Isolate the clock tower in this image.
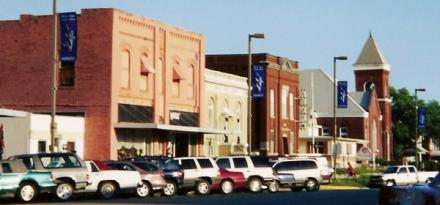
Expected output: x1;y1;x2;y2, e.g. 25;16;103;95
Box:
353;34;393;160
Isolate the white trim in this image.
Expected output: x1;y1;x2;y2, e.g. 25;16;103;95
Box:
353;64;390;71
377;98;392;103
0;108;28;117
114;122;240;135
317;112;368;118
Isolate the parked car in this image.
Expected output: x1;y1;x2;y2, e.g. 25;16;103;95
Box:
175;157;221;195
272;159;326;192
127;156;183;196
104;160;167;196
9;152;89;201
272;172;295;192
211;168;246;194
83;161;146;199
215;156;275;192
275;156;333;184
0;160;56;202
378;172;440;205
370;165;438;187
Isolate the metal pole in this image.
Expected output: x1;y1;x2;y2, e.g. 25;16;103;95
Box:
247;35;252;155
415;90;418;168
333;58;337;179
50;0;58;152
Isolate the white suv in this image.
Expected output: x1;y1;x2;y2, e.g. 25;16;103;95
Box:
215;156;275;192
174;157;221;195
272;159;326;192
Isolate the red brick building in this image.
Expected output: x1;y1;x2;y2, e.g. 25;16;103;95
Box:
206;54;300;156
0;8;207;160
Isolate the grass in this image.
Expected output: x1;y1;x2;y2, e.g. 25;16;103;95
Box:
330;166;384;187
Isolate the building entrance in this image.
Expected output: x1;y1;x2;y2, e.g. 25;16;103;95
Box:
175;134;189;157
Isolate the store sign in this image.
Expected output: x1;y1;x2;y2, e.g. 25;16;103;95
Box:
59;12;78;62
169;110;198;127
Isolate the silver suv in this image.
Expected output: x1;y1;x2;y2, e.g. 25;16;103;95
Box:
272;159;324;192
9;152;89;200
174;157;221;195
215;156;275;192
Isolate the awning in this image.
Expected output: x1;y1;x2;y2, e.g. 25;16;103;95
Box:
114;122;240;135
140;56;155;75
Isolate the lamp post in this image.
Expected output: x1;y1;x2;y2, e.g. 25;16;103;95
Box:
333;56;347;178
415;88;426;168
248;33;265;155
50;0;58;152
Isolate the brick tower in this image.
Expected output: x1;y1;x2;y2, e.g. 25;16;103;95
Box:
353;34;393;160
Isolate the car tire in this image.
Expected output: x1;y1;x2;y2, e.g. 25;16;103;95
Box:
17;182;38;202
99;182;117;199
385;180;395;187
163;180;177;196
56;182;74;201
304;179;319;192
248;178;262;193
268;181;280;193
221;180;234;194
196;179;211;195
136;182;151;198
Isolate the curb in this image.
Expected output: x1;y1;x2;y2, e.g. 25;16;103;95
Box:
320;185;369;190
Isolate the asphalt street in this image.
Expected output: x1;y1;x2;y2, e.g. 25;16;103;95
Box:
3;189;379;205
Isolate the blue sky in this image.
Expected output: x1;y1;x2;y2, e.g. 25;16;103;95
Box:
1;0;439;101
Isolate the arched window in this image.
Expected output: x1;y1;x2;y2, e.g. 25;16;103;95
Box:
121;50;130;88
236;102;242;132
139;53;150;91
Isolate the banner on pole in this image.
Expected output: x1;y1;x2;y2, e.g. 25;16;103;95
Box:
59;12;77;62
337;81;348;108
418;107;427;128
252;63;266;98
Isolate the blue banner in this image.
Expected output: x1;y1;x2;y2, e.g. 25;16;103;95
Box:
418;107;427;128
59;12;77;62
251;63;266;98
337;81;348;108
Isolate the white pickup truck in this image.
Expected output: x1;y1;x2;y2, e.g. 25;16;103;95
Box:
376;165;438;187
83;161;146;199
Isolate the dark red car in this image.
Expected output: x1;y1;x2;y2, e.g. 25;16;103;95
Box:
211;168;246;194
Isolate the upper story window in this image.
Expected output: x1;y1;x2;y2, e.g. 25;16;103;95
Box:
236;102;242;132
186;65;194;98
289;93;294;120
323;127;330;136
59;62;75;87
121;50;130;89
340;127;348;138
172;61;185;97
270;89;275;118
140;54;155;92
281;86;289;120
208;97;215;128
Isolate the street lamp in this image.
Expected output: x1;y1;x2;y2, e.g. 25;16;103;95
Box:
50;0;58;152
248;33;265;155
333;56;348;178
415;88;426;168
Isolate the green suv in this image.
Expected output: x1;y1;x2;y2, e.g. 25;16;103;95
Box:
0;160;56;202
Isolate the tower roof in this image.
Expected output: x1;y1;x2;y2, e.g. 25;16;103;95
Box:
354;34;388;65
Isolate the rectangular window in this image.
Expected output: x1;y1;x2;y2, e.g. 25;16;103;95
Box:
1;163;12;173
289;93;294;120
270;129;275;153
340;127;348;137
121;50;130;89
316;142;325;154
59;62;75;87
290;131;294;154
323;127;330;136
281;86;289;119
216;158;231;169
197;159;214;168
180;159;197;170
232;158;248;168
38;141;46;153
270;89;275;118
139;75;148;91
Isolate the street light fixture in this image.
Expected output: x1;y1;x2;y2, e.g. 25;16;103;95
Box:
333;56;348;178
248;33;265;155
415;88;426;168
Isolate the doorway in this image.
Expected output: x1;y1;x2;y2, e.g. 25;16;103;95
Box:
175;134;189;157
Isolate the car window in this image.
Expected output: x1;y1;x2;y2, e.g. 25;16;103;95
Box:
197;159;214;168
17;157;34;170
216;158;231;169
398;167;408;174
39;155;82;168
163;159;180;170
384;166;399;173
90;162;99;172
1;163;12;173
408;167;416;173
274;162;287;172
251;157;271;168
181;159;197;170
301;161;318;169
133;162;159;172
286;161;301;170
233;158;248;168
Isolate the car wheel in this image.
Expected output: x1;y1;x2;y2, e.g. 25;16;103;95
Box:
99;182;116;199
248;178;262;193
163;180;177;196
56;182;74;201
304;179;319;192
221;180;234;194
136;182;151;198
196;180;211;195
385;180;395;187
268;181;280;193
17;182;38;202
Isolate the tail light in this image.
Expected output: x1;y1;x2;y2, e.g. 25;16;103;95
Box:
177;171;183;177
217;170;221;178
160;171;165;178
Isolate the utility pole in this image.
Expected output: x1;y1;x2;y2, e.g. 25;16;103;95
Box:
50;0;58;152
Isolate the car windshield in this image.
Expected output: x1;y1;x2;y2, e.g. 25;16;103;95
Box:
162;159;180;170
430;172;440;187
383;166;399;174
